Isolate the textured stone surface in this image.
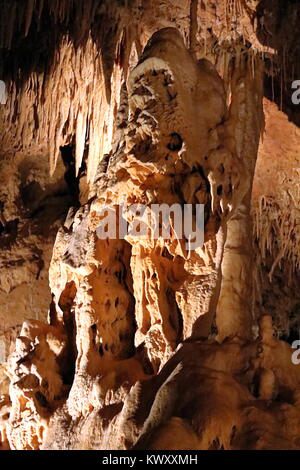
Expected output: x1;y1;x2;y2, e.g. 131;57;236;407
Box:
0;0;300;451
0;149;71;362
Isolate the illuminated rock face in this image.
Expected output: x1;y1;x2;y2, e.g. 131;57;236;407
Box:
1;0;300;451
1;28;266;450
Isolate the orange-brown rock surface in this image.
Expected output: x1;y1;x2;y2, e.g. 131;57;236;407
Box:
0;0;300;451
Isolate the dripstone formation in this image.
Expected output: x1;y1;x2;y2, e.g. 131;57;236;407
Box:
1;0;300;450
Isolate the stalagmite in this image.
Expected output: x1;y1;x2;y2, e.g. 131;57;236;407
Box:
216;53;264;341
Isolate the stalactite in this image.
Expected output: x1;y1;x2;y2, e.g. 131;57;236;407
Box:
189;0;199;59
24;0;35;38
0;0;294;182
253;195;300;279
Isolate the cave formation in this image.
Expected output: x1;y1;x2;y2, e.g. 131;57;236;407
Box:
0;0;300;451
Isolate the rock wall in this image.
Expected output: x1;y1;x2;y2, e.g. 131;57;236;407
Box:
0;0;300;451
